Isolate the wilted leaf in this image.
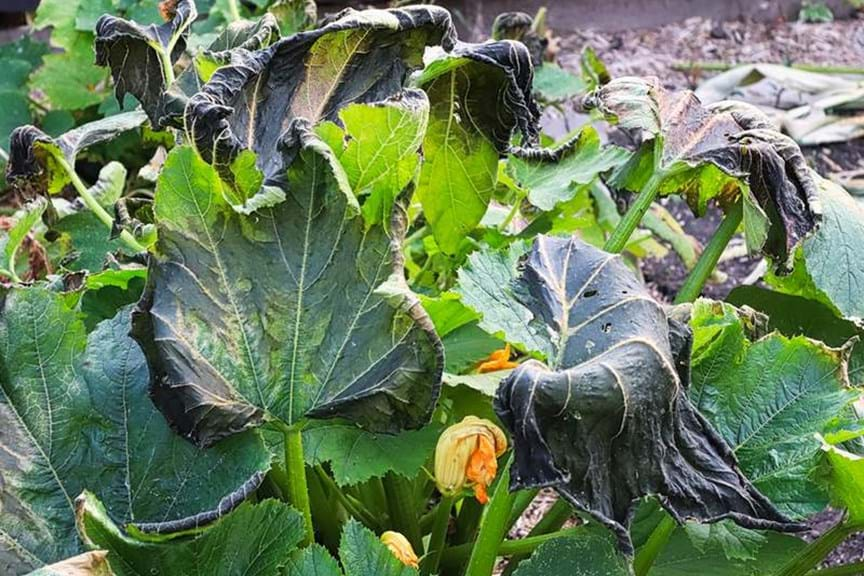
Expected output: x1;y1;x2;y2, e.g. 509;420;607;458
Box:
686;299;857;518
474;235;798;553
0;288;269;574
194;13;281;83
413;42;539;254
817;436;864;523
0;199;47;278
76;496;302;576
6;112;147;198
508;126;629;211
303;422;440;486
132;130;443;447
511;530;630;576
186;5;455;180
585;78;820;264
96;0;198;127
25;551;112;576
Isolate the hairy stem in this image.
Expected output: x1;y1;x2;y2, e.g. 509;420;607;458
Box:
603;171;666;254
54;154;146;253
442;527;583;570
421;494;455;576
805;561;864;576
466;455;517;576
284;426;314;546
503;498;573;575
633;514;677;576
383;472;423;553
774;521;862;576
674;199;743;304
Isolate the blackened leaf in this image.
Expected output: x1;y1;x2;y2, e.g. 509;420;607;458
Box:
413;41;540;254
132;129;443;447
508;126;629;211
317;90;429;228
0;288;269;574
95;0;198;127
194;13;282;83
303;421;440;486
585;78;820;264
686;299;857;518
76;496;303;576
185;5;455;179
6;112;147;198
481;235;798;553
24;551;111;576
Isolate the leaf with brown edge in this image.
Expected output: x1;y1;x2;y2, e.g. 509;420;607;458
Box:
584;77;820;266
469;235;804;554
25;551;112;576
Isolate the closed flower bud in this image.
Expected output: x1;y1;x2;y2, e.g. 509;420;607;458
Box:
434;416;508;504
380;530;419;568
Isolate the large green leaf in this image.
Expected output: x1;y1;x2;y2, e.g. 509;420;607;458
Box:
413;42;539;254
508;126;629;211
318;91;429;227
511;530;630;576
77;495;302;576
686;299;857;518
766;176;864;324
464;235;797;554
186;5;455;180
95;0;198;127
585;79;820;264
0;288;269;575
303;422;439;486
132;131;443;447
817;437;864;523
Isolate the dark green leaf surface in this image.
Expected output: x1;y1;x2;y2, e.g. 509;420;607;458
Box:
687;299;856;518
0;288;269;574
511;531;630;576
77;495;302;576
413;42;539;254
133;133;442;447
480;235;798;553
303;422;439;486
195;13;281;83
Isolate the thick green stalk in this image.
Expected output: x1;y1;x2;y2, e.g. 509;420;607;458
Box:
306;468;343;554
498;197;523;231
673;200;743;304
603;171;666;254
455;497;485;544
503;498;573;575
504;489;538;535
383;472;422;553
284;426;314;546
54;154;146;254
465;456;517;576
314;466;379;530
421;495;455;576
633;515;677;576
225;0;242;22
774;521;862;576
805;561;864;576
441;527;583;570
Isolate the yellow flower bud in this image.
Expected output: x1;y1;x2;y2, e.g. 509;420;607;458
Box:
380;530;419;568
476;344;519;373
434;416;508;504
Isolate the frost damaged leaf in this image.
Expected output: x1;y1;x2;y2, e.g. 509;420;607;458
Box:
185;5;455;180
75;495;304;576
194;14;282;84
5;112;147;198
585;78;820;264
25;551;112;576
0;288;268;574
95;0;198;127
413;41;540;254
132;125;443;447
487;235;800;553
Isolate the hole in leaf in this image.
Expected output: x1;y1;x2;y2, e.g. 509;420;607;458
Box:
584;289;598;298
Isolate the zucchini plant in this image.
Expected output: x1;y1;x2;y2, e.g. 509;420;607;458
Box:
2;2;864;576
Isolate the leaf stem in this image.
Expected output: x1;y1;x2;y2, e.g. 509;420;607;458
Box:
441;527;583;570
421;494;455;576
633;514;677;576
774;521;863;576
383;472;423;553
504;489;538;534
284;425;314;546
503;498;573;575
313;465;380;530
805;560;864;576
603;170;666;254
225;0;242;22
465;455;517;576
673;199;743;304
498;198;523;231
53;154;147;254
